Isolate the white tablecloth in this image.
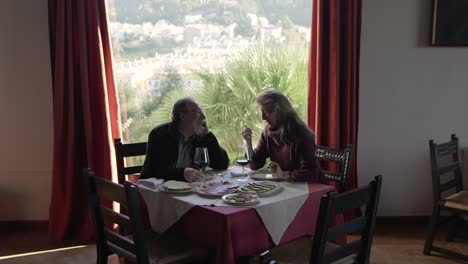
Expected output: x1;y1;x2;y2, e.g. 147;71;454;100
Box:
137;169;310;244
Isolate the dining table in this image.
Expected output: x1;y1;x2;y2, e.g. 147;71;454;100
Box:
137;168;344;264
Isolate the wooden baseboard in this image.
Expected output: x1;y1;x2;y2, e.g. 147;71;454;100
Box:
0;220;48;232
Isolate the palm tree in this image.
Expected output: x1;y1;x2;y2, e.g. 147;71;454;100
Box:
195;43;309;154
153;43;309;159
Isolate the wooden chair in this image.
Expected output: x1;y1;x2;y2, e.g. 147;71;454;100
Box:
261;175;382;264
316;145;354;192
114;138;147;184
85;168;210;264
259;250;278;264
423;134;468;261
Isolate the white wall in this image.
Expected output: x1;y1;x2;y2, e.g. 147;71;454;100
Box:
359;0;468;216
0;0;53;220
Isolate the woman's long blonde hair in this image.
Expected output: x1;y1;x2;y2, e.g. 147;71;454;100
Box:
256;89;314;145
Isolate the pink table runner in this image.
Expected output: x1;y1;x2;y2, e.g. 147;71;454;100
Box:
174;183;343;264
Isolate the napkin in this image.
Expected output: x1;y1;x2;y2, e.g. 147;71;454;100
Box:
136;178;164;190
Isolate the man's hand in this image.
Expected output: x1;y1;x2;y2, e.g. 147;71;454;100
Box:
184;168;204;182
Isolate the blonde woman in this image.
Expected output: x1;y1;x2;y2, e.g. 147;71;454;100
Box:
242;89;325;183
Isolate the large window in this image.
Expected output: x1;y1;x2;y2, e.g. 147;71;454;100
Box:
106;0;312;159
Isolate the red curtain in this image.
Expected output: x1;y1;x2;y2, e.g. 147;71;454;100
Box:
308;0;361;193
48;0;121;240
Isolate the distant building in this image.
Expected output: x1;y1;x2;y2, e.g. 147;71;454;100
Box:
184;24;223;44
111;16;307;96
247;14;259;27
185;15;202;24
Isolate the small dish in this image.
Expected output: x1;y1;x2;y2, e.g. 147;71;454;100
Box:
159;185;194;194
222;192;259;206
249;170;285;181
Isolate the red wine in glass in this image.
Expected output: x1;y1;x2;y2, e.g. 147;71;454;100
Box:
236;159;249;176
194;161;209;170
194;147;210;172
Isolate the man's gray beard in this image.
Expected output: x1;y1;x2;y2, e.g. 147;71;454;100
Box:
193;122;207;136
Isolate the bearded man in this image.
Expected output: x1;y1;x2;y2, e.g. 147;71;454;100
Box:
140;97;229;182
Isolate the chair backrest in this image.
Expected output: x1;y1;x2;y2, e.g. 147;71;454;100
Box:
310;175;382;264
114;138;147;184
259;250;279;264
429;134;464;202
316;145;354;191
85;168;149;264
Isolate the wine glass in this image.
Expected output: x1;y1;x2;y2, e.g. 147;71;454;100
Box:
194;147;210;176
236;145;249;177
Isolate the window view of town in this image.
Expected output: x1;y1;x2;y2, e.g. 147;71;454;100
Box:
106;0;312;160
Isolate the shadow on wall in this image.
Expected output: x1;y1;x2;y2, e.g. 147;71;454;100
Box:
0;187;22;221
417;0;433;47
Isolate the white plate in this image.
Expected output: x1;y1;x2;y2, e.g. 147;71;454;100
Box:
249;170;285;181
238;181;282;197
196;180;239;197
159;185;194;194
222;193;259;206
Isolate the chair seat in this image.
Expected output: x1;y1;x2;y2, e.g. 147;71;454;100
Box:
144;231;210;264
444;190;468;211
265;237;355;264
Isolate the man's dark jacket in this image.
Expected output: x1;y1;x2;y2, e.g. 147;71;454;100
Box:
140;122;229;181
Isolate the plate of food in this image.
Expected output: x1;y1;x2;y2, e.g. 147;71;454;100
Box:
159;180;194;194
196;180;239;197
238;181;282;196
249;169;285;181
222;192;259;206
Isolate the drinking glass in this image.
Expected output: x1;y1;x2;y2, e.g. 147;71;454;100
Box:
236;145;249;177
194;147;210;173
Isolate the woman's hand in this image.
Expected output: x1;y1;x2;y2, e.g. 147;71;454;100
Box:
241;127;253;146
241;127;255;160
268;161;293;180
268;161;285;177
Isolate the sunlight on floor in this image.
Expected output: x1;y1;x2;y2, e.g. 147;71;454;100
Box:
0;245;89;260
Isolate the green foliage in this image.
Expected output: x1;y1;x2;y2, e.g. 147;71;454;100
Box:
254;0;312;26
117;66;184;143
117;82;140;122
111;0;311;27
152;88;194;125
193;43;308;155
118;44;308;161
141;66;183;116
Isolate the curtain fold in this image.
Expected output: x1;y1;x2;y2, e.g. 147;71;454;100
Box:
48;0;121;241
308;0;361;193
